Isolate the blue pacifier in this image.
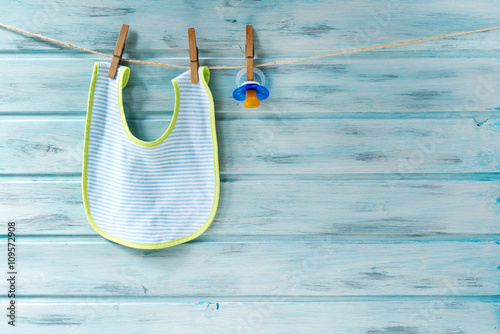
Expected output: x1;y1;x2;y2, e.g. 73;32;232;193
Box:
232;68;269;108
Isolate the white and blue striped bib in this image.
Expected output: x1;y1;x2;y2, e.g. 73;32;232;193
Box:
83;62;219;249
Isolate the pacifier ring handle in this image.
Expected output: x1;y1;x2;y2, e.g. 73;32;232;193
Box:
236;67;266;87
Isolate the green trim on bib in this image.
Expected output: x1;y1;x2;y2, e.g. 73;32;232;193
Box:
82;63;220;249
116;67;181;148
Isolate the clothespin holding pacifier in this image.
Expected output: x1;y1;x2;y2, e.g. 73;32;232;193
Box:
232;25;269;108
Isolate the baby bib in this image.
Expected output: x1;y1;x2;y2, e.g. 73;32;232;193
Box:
82;62;219;249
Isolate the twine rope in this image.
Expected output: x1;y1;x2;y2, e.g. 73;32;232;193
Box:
1;22;499;70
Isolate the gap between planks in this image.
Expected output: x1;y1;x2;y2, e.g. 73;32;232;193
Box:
3;234;499;243
1;172;500;183
0;111;497;120
1;295;499;303
0;50;499;60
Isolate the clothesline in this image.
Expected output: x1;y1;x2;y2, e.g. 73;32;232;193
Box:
1;22;499;70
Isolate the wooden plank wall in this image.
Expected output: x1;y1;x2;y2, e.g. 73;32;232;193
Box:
0;0;499;332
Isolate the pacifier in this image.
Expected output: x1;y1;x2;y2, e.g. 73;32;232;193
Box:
232;67;270;108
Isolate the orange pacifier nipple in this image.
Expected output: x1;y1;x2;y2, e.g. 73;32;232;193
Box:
243;90;260;108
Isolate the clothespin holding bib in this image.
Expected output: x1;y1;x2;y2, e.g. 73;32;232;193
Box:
108;24;129;79
232;25;269;108
188;28;199;83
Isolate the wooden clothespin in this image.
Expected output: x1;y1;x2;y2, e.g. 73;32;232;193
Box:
188;28;199;83
246;25;254;81
108;24;129;79
232;25;269;108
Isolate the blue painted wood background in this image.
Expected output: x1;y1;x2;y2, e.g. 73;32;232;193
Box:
1;0;500;333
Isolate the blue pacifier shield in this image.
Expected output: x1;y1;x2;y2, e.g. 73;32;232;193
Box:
233;84;270;101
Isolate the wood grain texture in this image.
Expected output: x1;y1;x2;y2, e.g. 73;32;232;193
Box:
0;238;498;297
0;117;499;174
1;0;500;52
0;0;499;331
0;56;499;113
0;299;498;334
2;179;500;236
